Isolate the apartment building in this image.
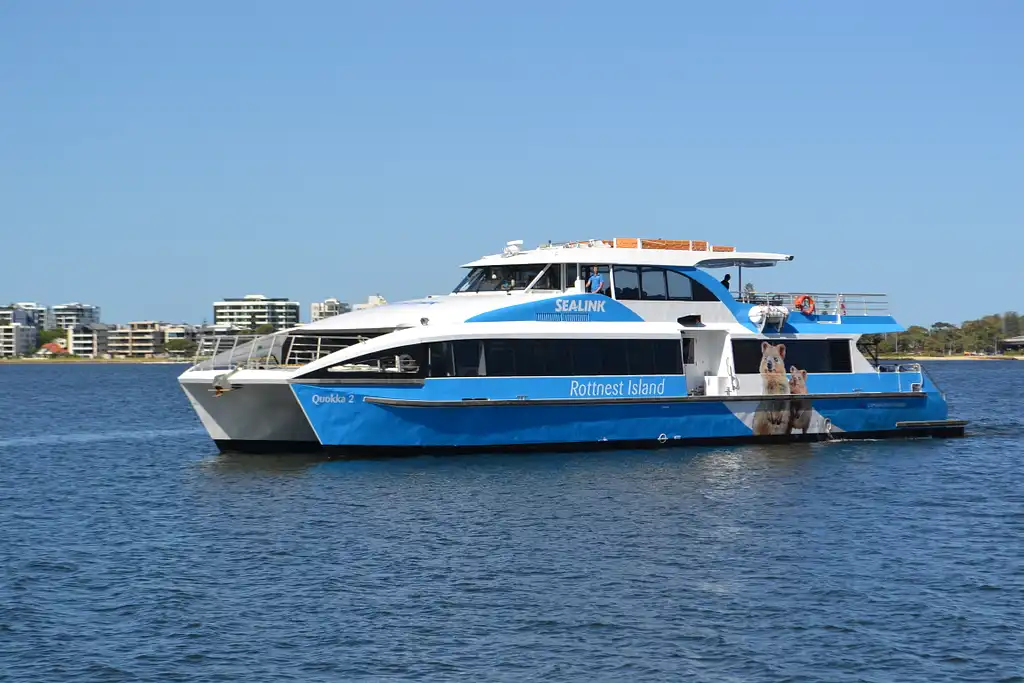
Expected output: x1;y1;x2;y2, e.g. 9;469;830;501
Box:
213;294;300;331
13;302;48;329
163;324;197;343
310;297;351;322
108;321;165;358
0;323;37;357
67;323;112;358
51;303;101;330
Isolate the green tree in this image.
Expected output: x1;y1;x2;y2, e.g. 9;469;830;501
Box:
254;324;276;335
165;339;198;355
38;329;66;346
1004;311;1021;338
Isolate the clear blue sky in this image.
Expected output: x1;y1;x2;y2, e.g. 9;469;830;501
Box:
2;1;1020;326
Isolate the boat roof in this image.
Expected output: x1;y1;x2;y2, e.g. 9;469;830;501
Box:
462;238;793;270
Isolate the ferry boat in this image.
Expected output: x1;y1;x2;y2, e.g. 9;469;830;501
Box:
178;237;966;453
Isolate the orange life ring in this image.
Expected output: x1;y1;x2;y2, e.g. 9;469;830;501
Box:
794;294;816;314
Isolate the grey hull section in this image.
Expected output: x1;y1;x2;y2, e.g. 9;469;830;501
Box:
180;381;318;444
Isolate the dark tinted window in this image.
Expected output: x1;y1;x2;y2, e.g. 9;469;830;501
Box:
731;339;853;374
427;342;454;377
454;266;550;292
666;270;694;300
681;337;695;365
640;267;668;300
327;338;686;379
531;265;559;290
452;340;481;376
483;339;517;376
665;269;718;301
474;338;682;377
611;266;718;302
613;266;640;300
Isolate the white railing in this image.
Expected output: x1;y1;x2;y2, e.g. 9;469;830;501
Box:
188;332;373;372
737;291;889;316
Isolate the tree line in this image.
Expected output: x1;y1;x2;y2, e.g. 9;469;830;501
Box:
865;311;1022;356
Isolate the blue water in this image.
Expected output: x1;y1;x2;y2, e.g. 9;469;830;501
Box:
1;361;1022;681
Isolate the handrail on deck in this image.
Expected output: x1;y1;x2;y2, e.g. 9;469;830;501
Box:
188;332;372;372
736;291;889;316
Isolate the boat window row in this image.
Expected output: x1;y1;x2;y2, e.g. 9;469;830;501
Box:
317;338;691;379
452;264;718;302
731;339;853;374
602;265;717;302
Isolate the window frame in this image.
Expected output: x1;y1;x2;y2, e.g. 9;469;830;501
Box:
730;338;854;374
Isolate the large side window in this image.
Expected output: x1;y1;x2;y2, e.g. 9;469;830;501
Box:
666;270;694;300
483;339;518;376
475;338;682;377
731;339;853;374
427;342;454;377
613;266;640;300
665;270;718;302
640;267;668;300
452;340;482;377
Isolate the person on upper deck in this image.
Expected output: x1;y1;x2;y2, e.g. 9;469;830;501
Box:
587;267;608;295
720;273;731;291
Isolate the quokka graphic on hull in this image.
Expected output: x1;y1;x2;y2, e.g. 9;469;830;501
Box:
750;342;825;437
788;366;812;435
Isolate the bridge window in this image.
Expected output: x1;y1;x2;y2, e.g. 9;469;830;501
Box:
529;265;559;290
731;339;853;374
453;265;552;293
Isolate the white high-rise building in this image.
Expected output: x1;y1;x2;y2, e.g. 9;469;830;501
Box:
51;303;101;330
310;298;351;322
213;295;300;331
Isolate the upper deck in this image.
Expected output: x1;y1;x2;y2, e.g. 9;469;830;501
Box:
462;237;793;270
184;237;897;373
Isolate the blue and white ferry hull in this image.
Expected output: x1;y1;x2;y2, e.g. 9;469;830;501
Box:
180;237;967;454
290;373;961;453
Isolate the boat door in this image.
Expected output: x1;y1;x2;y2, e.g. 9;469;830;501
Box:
681;334;699;394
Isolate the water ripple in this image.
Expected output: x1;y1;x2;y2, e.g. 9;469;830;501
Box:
0;362;1022;681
